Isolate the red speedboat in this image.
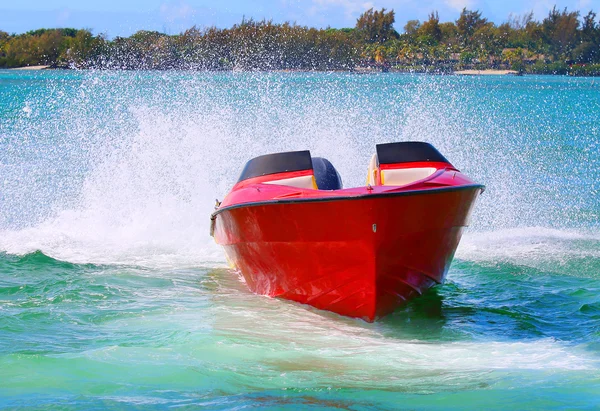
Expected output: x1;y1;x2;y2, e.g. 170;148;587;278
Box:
210;142;483;321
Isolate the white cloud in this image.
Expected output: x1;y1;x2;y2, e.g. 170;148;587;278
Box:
526;0;557;20
577;0;592;10
56;8;72;25
310;0;375;19
444;0;477;12
160;1;195;23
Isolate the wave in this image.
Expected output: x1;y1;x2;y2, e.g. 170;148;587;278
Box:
0;222;225;269
2;222;597;272
457;227;600;278
208;285;598;373
1;72;599;267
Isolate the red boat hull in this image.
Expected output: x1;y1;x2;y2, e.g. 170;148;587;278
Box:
213;186;482;321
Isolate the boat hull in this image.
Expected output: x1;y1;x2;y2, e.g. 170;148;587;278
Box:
213;186;482;321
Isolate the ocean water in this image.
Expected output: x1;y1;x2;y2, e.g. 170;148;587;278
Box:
1;69;599;409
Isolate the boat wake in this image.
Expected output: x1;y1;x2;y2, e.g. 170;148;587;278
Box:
1;72;598;272
1;212;597;273
457;227;600;278
208;271;599;376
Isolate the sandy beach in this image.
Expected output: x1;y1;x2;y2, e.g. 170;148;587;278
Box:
454;69;519;75
9;65;50;70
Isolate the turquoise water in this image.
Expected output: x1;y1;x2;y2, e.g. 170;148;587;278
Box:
1;70;599;409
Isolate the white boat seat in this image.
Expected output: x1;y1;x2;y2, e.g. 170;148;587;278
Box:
366;153;437;186
381;167;437;186
263;175;317;189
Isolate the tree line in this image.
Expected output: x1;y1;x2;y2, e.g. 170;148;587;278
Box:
1;6;599;75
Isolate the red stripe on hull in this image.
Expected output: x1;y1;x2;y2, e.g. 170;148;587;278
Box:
214;187;481;321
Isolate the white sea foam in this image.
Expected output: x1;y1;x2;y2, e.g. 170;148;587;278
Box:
1;106;231;268
1;72;598;269
206;297;597;373
457;227;600;277
1;74;368;267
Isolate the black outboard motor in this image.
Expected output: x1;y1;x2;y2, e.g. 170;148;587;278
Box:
312;157;343;190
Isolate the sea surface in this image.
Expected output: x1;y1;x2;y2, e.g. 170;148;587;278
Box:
1;70;599;410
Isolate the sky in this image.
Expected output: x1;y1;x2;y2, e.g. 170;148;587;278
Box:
1;0;598;37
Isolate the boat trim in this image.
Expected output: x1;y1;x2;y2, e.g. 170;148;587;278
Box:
211;184;485;219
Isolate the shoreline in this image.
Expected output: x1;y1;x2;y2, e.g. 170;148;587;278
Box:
2;66;599;77
454;69;519;76
9;65;50;70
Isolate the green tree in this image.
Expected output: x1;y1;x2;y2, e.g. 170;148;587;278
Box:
503;48;527;72
404;20;420;36
0;31;9;66
418;12;442;44
439;22;458;43
581;10;598;42
576;10;599;63
355;8;399;43
456;8;488;41
3;7;600;74
542;7;579;60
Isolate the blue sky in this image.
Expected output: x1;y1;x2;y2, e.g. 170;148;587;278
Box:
1;0;598;37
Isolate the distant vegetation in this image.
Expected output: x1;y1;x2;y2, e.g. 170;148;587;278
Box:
1;6;600;75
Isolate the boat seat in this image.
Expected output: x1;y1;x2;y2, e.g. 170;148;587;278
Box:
366;153;436;186
381;167;437;186
263;174;317;189
313;157;343;190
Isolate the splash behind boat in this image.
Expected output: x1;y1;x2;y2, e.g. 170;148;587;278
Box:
210;142;484;321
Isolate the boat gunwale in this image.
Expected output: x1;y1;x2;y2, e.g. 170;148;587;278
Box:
211;183;485;219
